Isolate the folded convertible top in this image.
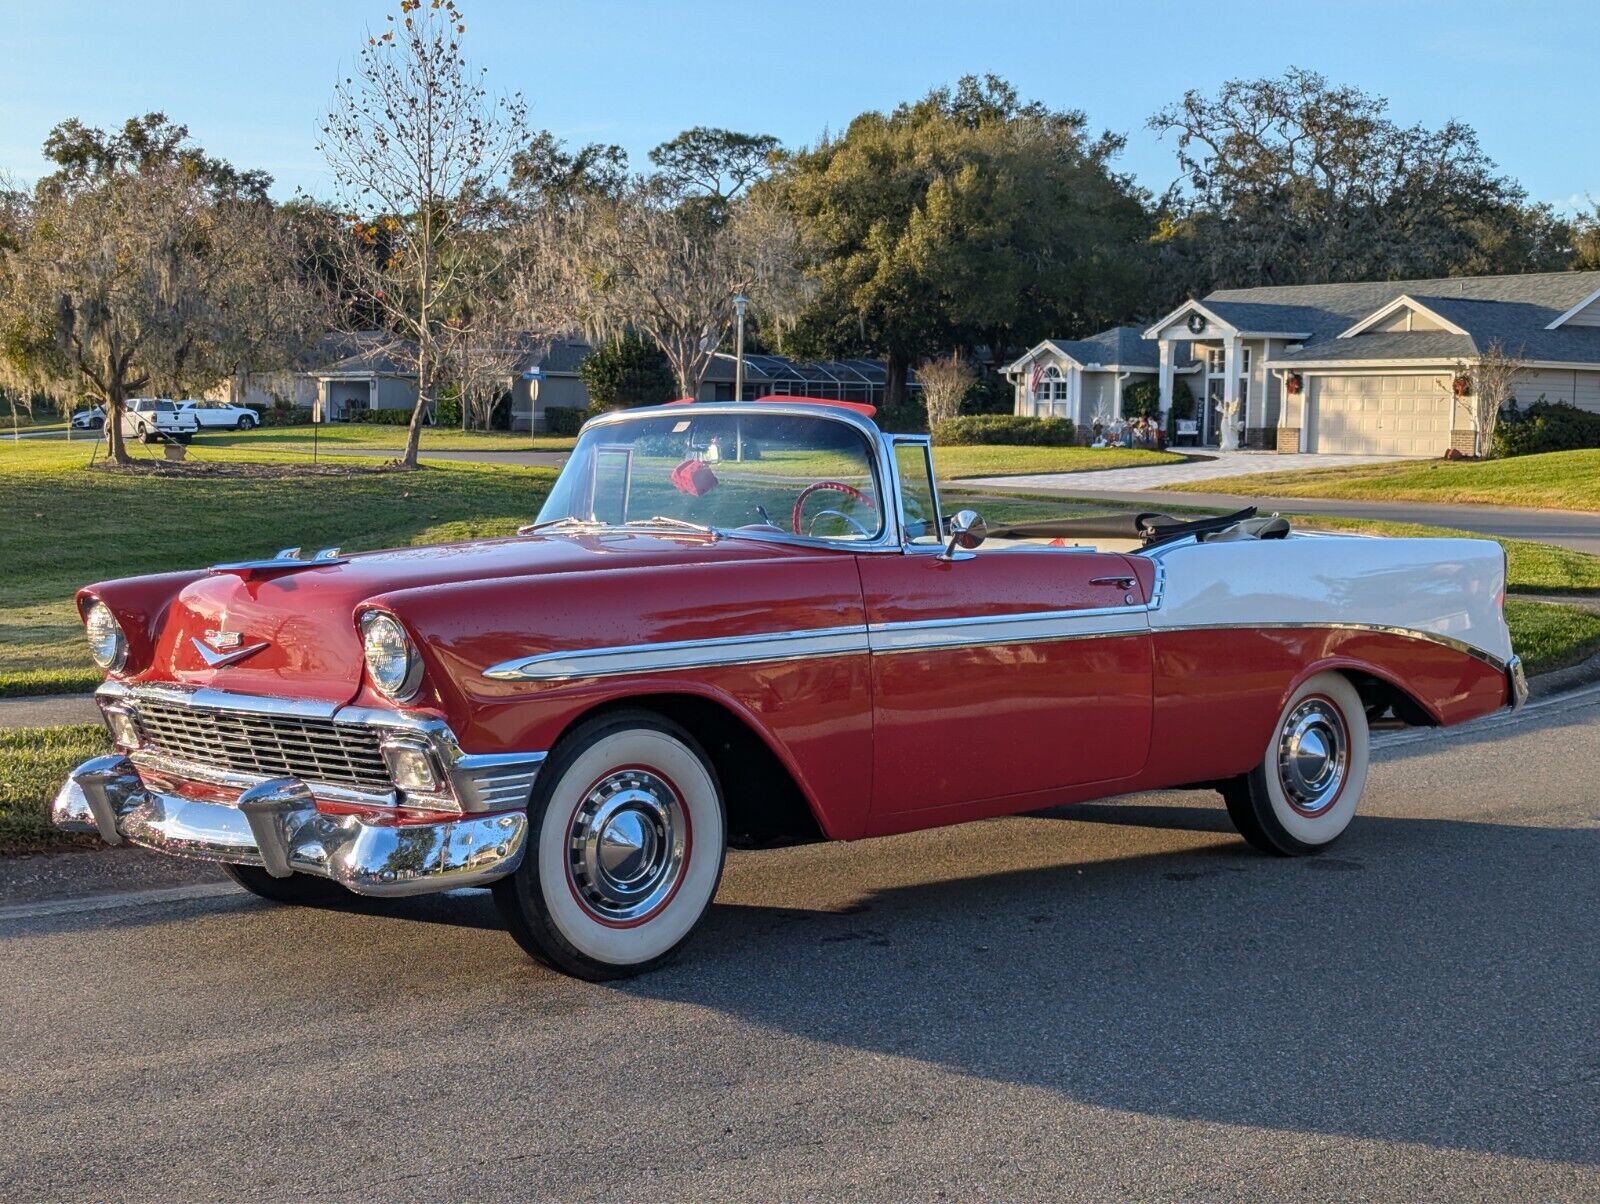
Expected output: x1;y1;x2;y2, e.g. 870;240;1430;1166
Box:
983;507;1265;548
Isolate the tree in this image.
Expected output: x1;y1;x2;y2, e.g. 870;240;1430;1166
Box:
778;75;1152;410
1454;339;1525;458
917;353;975;426
318;0;526;468
528;180;793;399
649;127;780;220
1151;69;1570;293
0;117;298;463
509;130;628;211
578;331;676;409
1572;203;1600;271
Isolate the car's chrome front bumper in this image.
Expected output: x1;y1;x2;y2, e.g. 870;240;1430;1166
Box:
52;755;529;896
1506;654;1528;712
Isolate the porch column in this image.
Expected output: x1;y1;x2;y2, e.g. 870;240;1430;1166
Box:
1221;337;1242;449
1113;373;1127;420
1157;340;1175;419
1068;366;1083;426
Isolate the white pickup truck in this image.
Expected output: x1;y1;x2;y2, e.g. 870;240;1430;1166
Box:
121;399;200;444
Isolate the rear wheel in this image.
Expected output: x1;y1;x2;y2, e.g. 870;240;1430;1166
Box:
1221;672;1369;856
221;863;352;904
136;424;151;443
493;710;727;980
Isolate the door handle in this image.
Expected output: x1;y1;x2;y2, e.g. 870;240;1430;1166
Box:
1090;575;1136;589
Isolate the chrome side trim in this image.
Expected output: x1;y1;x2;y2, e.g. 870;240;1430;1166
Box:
485;625;873;682
1151;620;1513;673
868;608;1150;654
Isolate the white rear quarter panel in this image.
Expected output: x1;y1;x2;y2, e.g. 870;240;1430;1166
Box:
1148;533;1512;663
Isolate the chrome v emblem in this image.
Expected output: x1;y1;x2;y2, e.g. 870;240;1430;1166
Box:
191;635;269;668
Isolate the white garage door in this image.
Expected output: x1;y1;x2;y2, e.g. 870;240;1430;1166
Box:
1309;375;1453;456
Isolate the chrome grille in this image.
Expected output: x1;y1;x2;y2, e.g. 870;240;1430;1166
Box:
130;698;392;791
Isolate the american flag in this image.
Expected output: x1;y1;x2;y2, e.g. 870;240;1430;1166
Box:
1029;359;1045;397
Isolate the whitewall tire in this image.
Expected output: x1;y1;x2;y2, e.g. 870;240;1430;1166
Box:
493;711;726;980
1223;672;1369;856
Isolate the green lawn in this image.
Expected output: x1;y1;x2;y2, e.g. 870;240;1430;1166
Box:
0;441;558;696
202;425;577;453
936;444;1179;479
1164;448;1600;512
0;724;110;854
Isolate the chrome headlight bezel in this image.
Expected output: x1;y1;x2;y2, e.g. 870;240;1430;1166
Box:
359;611;423;702
84;599;129;673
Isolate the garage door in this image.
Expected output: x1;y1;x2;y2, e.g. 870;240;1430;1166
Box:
1309;375;1453;456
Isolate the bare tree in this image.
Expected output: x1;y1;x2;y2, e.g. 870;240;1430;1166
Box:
919;353;975;429
318;0;525;467
1452;339;1525;458
529;183;800;400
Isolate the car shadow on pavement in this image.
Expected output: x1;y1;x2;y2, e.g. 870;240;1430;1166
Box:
630;810;1600;1168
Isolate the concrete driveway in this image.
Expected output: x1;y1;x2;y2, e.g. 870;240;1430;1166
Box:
963;449;1415;494
3;687;1598;1199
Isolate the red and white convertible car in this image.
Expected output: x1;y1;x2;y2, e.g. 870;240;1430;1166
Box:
55;399;1524;979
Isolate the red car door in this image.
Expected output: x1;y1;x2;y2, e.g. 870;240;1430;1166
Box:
858;546;1155;819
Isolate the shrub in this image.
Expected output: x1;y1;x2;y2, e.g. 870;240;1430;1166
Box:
544;406;588;436
435;394;462;429
352;408;413;426
918;354;976;427
258;406;312;427
932;414;1075;446
962;374;1013;415
1123;378;1161;419
578;332;676;409
1494;397;1600;457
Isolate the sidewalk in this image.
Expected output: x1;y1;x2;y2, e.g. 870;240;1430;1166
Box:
961;449;1414;494
0;693;99;728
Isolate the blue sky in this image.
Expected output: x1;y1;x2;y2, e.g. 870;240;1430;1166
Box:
3;0;1596;214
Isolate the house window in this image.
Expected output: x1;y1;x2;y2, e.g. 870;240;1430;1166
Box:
1034;365;1070;418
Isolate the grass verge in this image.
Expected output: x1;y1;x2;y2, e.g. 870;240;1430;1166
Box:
939;444;1179;479
0;724;110;854
0;441;558;696
1163;448;1600;512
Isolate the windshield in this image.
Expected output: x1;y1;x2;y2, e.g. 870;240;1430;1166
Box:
535;410;885;542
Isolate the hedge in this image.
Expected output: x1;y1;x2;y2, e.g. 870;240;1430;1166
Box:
257;406;313;427
931;415;1075;446
352;408;413;426
544;406;588;436
1494;398;1600;457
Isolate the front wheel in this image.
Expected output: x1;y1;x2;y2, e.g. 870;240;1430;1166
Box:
237;415;256;430
493;710;727;980
1221;671;1369;856
221;862;352;904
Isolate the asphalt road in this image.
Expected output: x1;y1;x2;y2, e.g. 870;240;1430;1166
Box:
3;688;1599;1200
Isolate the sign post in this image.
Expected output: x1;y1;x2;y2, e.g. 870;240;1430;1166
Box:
522;367;544;448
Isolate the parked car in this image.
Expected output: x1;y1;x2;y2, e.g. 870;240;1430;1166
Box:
121;399;199;444
55;398;1523;980
70;405;106;430
177;399;259;430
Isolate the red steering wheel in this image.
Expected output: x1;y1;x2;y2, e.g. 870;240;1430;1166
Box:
791;481;876;536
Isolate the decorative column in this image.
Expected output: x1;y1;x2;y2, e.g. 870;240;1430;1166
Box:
1220;337;1242;450
1158;340;1175;419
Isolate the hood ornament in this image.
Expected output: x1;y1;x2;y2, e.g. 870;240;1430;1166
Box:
192;629;269;668
209;546;347;577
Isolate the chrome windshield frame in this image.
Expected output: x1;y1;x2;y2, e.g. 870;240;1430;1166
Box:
572;402;906;552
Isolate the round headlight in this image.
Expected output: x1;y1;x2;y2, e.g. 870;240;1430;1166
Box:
84;600;128;672
361;612;422;701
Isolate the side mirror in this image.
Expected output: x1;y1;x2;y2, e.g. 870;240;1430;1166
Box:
941;509;987;560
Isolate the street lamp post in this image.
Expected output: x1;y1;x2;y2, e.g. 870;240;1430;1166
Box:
732;294;749;401
732;294;749;461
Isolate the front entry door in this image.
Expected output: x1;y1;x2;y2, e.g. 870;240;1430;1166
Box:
858;548;1154;818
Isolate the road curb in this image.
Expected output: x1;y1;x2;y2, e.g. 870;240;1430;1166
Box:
1527;648;1600;699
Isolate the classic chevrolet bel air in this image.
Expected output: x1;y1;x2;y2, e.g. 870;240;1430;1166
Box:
55;399;1525;979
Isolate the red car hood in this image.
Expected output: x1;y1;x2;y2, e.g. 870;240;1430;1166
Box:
142;532;804;704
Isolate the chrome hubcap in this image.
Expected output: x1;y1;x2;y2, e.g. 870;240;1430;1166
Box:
1276;699;1348;816
568;769;686;922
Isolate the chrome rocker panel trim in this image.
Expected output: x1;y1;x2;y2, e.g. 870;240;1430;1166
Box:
52;755;530;897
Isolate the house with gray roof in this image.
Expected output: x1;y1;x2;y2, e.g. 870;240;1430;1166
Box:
1141;270;1600;455
1002;326;1200;428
